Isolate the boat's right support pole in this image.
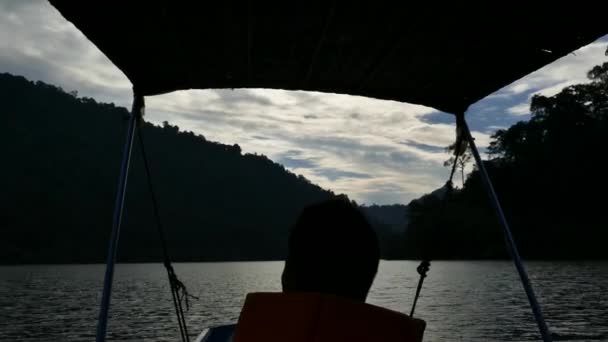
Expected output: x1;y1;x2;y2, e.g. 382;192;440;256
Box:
458;113;552;342
95;91;144;342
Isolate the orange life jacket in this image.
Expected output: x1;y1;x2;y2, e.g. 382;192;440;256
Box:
233;292;426;342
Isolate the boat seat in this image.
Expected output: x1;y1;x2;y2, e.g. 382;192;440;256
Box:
233;292;426;342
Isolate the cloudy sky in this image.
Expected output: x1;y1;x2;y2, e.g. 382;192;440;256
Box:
2;1;607;205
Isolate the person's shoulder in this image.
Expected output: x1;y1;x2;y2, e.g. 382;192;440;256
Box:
196;324;236;342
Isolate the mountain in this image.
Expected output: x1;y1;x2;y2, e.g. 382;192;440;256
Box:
0;73;410;263
361;204;409;233
1;73;341;263
359;205;409;259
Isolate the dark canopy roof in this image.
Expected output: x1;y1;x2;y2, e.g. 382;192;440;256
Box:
49;1;606;114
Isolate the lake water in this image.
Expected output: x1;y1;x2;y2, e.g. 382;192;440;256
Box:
1;261;607;341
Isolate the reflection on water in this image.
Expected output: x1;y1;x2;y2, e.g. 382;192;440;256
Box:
1;261;607;341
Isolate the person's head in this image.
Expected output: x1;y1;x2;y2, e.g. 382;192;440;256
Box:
281;198;380;302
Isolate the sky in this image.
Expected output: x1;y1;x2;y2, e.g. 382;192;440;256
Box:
2;1;607;205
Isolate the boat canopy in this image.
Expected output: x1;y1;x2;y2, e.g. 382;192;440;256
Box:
48;1;606;114
45;3;607;342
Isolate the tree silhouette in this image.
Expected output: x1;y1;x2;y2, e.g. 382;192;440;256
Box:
402;54;608;260
444;142;473;186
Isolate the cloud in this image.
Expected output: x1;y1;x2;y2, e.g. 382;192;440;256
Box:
211;89;274;108
501;41;608;97
312;168;372;182
536;81;580;98
0;0;131;107
2;1;605;204
506;103;530;116
486;125;507;132
276;150;319;169
251;135;272;141
467;36;608;133
400;140;446;153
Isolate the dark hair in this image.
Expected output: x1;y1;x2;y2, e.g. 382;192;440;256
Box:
281;198;380;302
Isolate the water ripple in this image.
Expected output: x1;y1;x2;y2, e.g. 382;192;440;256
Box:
1;261;607;341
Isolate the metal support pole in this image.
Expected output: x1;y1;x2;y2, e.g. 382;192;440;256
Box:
459;115;552;342
96;92;144;342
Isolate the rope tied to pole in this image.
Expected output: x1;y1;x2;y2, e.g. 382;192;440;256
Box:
408;125;460;316
407;129;460;319
410;260;431;317
137;122;198;342
166;262;199;310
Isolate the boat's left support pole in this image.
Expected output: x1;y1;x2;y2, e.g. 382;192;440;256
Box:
458;113;552;342
95;91;144;342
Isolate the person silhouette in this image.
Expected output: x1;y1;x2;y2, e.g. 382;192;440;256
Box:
281;198;380;302
200;198;382;342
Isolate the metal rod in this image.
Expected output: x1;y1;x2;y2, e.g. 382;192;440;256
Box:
460;116;552;342
95;92;144;342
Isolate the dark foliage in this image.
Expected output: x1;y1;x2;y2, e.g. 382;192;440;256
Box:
0;73;341;263
401;60;608;259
